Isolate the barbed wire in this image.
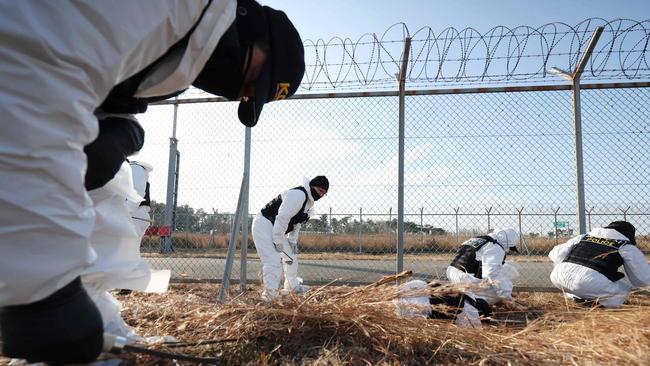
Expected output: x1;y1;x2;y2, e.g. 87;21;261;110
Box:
179;18;650;97
302;18;650;90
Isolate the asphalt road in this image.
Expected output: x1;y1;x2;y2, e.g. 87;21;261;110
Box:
147;257;556;288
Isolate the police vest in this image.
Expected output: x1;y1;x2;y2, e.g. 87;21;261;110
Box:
449;236;505;279
139;182;151;207
260;186;309;234
563;234;631;282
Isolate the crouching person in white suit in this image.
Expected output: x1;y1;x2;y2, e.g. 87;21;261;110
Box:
129;161;154;239
393;280;492;329
549;221;650;308
81;159;172;343
252;176;329;301
446;228;520;305
0;1;305;363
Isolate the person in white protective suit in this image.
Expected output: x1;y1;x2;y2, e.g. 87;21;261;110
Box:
82;160;172;343
549;221;650;308
0;1;305;364
128;161;155;240
446;228;520;305
252;176;329;301
393;279;493;329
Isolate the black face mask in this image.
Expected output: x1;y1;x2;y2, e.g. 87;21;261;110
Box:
310;187;323;201
192;23;248;100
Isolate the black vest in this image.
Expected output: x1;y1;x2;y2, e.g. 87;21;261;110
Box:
449;236;505;279
428;293;492;320
139;182;151;207
563;234;631;282
260;186;309;234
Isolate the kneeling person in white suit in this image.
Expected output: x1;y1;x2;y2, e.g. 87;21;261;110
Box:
393;279;492;329
252;176;329;301
446;228;520;305
549;221;650;308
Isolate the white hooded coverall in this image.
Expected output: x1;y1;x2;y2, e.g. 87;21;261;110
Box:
0;1;236;306
82;161;170;342
549;227;650;308
252;177;315;299
393;279;484;329
446;228;520;305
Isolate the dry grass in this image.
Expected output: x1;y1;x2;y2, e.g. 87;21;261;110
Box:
141;233;572;254
7;274;640;365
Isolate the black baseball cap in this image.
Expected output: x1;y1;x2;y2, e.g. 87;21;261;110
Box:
309;175;329;191
236;1;305;127
604;221;636;244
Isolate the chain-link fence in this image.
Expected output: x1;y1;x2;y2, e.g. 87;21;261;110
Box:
133;19;650;290
134;83;649;290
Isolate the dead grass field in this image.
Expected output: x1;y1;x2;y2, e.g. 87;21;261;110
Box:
3;276;644;365
143;233;649;258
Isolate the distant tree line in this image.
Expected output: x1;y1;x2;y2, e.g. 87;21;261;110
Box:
150;201;447;235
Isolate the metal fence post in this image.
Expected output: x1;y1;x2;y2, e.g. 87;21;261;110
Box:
358;207;363;252
328;206;332;247
516;207;528;254
162;98;179;254
454;207;460;244
553;207;561;245
549;26;603;235
587;206;595;231
420;207;424;246
239;127;251;292
486;206;493;232
218;173;248;302
396;37;411;274
620;206;630;221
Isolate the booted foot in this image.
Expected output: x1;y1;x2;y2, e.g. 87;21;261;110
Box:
261;289;279;302
281;284;310;295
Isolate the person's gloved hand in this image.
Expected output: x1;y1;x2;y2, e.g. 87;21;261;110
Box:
273;242;294;265
0;277;104;365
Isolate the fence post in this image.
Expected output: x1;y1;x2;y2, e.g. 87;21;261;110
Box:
620;206;630;221
396;37;411;274
388;207;392;234
218;173;248;302
239;126;251;292
328;206;332;248
549;26;603;235
516;207;528;254
553;207;561;245
587;206;595;231
454;207;460;244
420;207;424;246
486;206;493;232
358;207;363;253
162;97;179;254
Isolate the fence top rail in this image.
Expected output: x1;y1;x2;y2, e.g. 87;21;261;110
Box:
150;81;650;105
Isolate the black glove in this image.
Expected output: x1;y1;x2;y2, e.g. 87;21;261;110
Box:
0;277;104;365
84;116;145;190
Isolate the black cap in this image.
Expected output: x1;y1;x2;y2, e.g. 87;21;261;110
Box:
310;176;329;190
604;221;636;244
237;1;305;127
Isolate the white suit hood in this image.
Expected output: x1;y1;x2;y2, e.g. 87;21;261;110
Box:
302;176;317;203
489;228;518;250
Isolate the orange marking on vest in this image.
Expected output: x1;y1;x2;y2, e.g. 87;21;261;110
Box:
274;83;290;100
